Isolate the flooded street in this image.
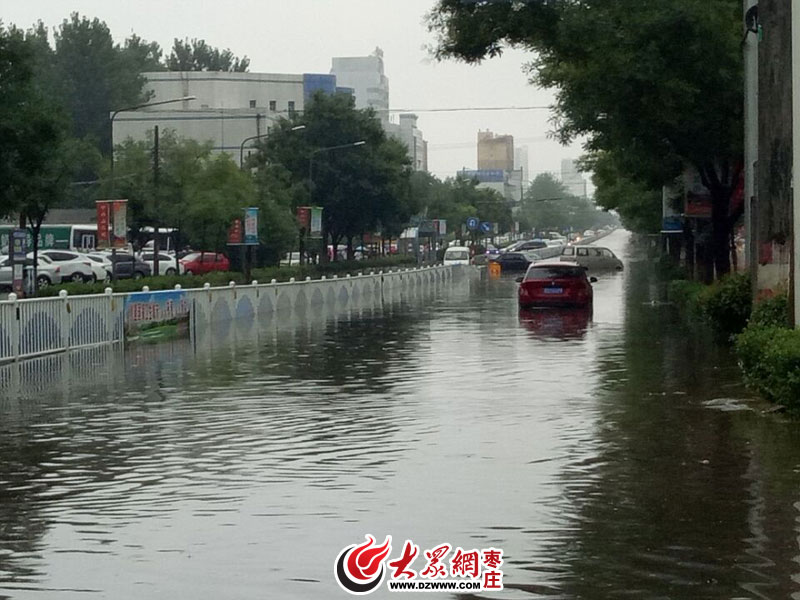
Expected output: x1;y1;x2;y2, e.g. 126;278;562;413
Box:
2;230;800;599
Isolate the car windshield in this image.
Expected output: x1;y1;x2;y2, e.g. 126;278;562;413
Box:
183;252;200;261
445;250;469;260
525;266;585;280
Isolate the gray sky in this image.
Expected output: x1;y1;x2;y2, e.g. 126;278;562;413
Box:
4;0;585;181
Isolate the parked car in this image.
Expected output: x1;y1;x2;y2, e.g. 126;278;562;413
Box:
35;250;95;283
179;252;230;275
517;260;597;308
85;253;113;282
108;253;152;279
489;251;532;272
0;255;61;291
140;252;183;276
443;246;471;266
560;245;623;271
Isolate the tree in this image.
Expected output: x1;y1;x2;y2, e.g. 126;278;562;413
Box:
51;14;155;155
428;0;743;275
520;173;616;234
166;38;249;72
253;92;413;261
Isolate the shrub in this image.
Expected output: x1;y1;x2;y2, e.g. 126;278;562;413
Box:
668;279;705;315
696;273;752;339
736;324;800;410
749;292;790;329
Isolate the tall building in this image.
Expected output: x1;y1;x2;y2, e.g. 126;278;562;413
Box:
112;71;343;167
561;159;587;198
478;130;514;172
331;49;428;171
331;48;390;125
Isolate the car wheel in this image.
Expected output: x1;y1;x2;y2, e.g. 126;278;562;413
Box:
133;271;144;280
37;275;51;288
165;268;176;276
70;272;84;283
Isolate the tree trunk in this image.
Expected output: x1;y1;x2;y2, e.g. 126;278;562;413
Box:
319;222;329;264
346;235;354;261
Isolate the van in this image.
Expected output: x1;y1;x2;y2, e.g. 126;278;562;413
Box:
560;245;623;271
443;246;471;266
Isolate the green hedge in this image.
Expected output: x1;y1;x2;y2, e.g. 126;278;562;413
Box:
668;273;751;340
736;324;800;409
36;255;418;297
749;292;789;328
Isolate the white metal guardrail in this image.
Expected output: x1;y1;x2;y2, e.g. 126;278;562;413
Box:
0;265;455;364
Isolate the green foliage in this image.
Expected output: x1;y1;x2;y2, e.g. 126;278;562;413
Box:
749;292;790;329
166;38;249;72
696;273;752;339
253;92;414;249
428;0;743;274
670;273;751;339
520;173;616;233
735;325;800;410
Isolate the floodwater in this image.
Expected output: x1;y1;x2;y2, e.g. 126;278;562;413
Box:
2;230;800;599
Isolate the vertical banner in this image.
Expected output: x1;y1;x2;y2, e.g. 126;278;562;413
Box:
96;201;111;249
111;200;128;248
11;229;27;296
310;207;323;236
228;219;243;244
297;206;311;230
438;219;447;235
244;207;259;245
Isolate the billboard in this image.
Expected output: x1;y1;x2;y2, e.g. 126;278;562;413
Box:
96;201;111;248
460;169;505;183
112;200;128;248
124;289;190;339
297;206;311;229
244;207;259;245
310;207;323;236
228;218;243;244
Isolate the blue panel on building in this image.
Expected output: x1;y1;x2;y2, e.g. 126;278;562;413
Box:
336;86;355;97
304;74;337;102
460;169;505;183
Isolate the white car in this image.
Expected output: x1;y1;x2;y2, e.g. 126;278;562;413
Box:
443;246;471;266
140;252;183;276
85;253;113;282
0;255;61;290
31;250;94;283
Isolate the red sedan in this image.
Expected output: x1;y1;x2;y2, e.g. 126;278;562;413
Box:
517;260;597;308
179;252;230;275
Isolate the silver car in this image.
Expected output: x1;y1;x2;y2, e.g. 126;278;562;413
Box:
0;255;62;291
560;245;623;271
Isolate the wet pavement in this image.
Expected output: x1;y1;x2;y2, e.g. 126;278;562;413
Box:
2;230;800;599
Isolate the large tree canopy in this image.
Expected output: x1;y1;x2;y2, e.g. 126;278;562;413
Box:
166;38;249;72
428;0;743;274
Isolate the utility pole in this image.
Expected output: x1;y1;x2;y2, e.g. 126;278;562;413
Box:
744;0;759;297
792;0;800;327
153;125;160;278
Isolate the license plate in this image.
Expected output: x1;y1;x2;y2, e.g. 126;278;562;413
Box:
543;287;563;294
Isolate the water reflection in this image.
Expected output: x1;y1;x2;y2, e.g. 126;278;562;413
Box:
518;307;592;340
2;235;800;599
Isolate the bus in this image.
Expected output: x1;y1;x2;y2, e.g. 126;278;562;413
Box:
0;224;98;254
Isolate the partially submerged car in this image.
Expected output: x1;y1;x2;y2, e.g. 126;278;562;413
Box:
516;260;597;308
560;245;623;271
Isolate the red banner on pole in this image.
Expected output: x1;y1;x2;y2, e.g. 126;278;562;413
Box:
96;201;111;249
111;200;128;248
228;218;243;244
297;206;311;229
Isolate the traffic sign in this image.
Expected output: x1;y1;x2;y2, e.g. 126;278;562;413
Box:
479;221;492;233
466;217;479;231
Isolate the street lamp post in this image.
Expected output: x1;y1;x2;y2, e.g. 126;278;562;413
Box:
239;124;306;169
305;141;366;264
108;95;196;281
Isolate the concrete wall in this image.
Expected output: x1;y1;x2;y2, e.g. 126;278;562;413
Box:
757;0;793;292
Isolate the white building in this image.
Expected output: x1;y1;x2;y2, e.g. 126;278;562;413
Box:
514;146;529;183
112;71;341;167
331;49;428;171
331;48;390;125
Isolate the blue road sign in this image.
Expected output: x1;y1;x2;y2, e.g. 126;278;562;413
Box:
479;221;492;234
466;217;479;231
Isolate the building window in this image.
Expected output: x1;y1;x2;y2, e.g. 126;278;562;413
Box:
249;100;256;108
288;101;295;115
269;100;276;112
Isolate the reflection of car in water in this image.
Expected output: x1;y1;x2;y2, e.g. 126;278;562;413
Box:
518;306;592;339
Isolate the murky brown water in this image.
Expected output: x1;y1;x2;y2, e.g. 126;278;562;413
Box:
2;230;800;599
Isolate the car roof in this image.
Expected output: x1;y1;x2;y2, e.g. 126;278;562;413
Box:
445;246;470;251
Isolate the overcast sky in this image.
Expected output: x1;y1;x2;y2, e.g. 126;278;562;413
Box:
4;0;585;181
